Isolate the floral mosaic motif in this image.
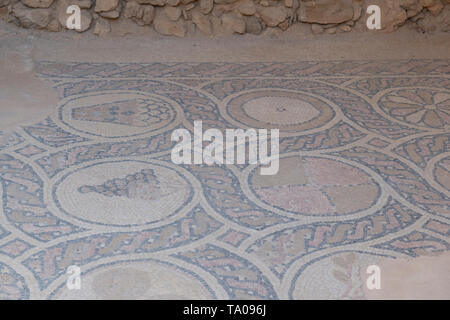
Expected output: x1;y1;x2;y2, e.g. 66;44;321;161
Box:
72;98;173;127
1;60;449;299
379;89;450;128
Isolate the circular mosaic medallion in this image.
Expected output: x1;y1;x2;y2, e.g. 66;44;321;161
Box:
53;160;194;226
59;92;180;138
50;259;214;299
378;88;450;128
249;156;380;216
226;90;335;132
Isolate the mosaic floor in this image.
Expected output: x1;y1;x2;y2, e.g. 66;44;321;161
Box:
0;60;449;299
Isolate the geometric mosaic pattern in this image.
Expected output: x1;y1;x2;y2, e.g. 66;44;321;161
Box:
0;60;449;299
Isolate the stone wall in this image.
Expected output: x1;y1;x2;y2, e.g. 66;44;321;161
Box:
1;0;449;36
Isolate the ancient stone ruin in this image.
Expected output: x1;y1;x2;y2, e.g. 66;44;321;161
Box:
1;0;449;36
